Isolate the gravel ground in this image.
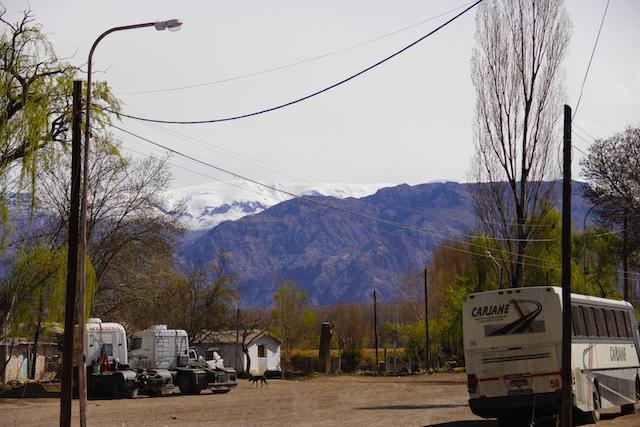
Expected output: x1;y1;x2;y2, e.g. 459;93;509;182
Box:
0;374;638;426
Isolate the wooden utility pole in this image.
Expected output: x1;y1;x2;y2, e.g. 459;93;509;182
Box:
373;290;379;372
60;80;82;427
424;267;430;372
235;308;240;371
560;104;573;427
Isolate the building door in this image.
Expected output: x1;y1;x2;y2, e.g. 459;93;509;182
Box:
257;344;267;373
20;352;29;379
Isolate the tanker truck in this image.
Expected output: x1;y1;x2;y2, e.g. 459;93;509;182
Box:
85;319;237;398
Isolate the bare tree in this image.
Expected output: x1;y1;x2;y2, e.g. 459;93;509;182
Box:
581;126;640;300
35;136;184;318
236;310;270;373
162;253;239;345
470;0;571;287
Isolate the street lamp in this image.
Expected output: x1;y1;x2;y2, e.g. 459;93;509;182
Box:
70;18;182;427
485;250;503;289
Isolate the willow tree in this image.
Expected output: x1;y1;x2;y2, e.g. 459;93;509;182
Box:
0;6;118;236
470;0;571;287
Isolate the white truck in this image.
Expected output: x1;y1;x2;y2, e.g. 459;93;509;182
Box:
85;319;237;398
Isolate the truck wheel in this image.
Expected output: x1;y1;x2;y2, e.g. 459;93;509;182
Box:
178;373;198;395
587;388;601;424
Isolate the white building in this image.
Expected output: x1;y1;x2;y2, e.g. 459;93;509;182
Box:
198;330;281;375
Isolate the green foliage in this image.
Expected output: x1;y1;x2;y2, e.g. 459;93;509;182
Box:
271;281;318;367
0;8;120;241
428;209;622;365
0;243;95;338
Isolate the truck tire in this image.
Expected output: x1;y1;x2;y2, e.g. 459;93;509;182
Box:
587;388;601;424
178;373;198;395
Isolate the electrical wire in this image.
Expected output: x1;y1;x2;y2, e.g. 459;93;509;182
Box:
573;122;598;142
573;0;610;120
119;135;557;270
117;1;476;95
102;0;484;124
109;122;556;245
141;122;320;184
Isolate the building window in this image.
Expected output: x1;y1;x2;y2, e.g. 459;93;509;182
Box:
258;344;266;358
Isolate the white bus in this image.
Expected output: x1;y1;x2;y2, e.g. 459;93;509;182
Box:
463;286;640;425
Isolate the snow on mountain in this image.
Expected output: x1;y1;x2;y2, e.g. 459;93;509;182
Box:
168;180;389;232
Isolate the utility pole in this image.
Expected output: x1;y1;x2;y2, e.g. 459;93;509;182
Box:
60;80;82;427
373;290;379;372
560;104;573;427
424;268;430;372
235;308;240;372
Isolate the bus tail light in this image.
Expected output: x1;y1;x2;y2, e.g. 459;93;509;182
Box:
467;374;478;394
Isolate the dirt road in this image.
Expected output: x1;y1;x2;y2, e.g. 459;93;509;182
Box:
1;374;638;426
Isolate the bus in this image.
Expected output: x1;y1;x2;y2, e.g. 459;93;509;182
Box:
463;286;640;425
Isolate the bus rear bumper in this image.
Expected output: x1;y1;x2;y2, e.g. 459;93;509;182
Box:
469;392;562;418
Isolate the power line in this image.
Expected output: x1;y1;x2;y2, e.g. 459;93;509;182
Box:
102;0;484;125
119;135;556;270
117;1;476;96
573;0;610;120
108;122;556;245
573;122;598;142
141;122;319;184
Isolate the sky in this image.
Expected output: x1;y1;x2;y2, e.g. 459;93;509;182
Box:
6;0;640;189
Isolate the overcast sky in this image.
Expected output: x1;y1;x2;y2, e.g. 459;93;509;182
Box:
7;0;640;189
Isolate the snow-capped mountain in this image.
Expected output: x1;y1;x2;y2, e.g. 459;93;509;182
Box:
168;180;389;233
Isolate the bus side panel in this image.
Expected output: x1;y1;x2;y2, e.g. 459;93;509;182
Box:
573;340;639;412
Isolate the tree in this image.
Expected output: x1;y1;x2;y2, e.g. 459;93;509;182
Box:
236;309;270;373
34;136;183;318
581;126;640;300
271;281;317;372
161;253;238;345
0;244;82;378
470;0;571;287
0;6;118;229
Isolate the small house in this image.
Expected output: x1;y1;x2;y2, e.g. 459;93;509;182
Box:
1;340;61;383
197;330;281;375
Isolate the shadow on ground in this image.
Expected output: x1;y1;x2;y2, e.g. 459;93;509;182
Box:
424;422;496;427
356;403;469;411
0;383;59;398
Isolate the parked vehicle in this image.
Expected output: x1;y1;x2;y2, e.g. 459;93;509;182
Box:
463;286;640;425
85;319;237;398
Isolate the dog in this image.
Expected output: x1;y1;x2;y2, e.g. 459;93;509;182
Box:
248;374;268;388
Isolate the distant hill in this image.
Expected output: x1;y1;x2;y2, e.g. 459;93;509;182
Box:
181;181;593;307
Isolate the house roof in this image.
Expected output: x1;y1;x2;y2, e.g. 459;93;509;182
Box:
202;330;281;345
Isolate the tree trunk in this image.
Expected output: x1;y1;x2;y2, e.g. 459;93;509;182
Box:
623;213;630;301
30;295;45;380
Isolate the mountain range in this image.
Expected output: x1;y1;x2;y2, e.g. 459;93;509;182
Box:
177;180;593;307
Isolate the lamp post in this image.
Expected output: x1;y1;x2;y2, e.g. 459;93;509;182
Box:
75;19;182;427
484;250;503;289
